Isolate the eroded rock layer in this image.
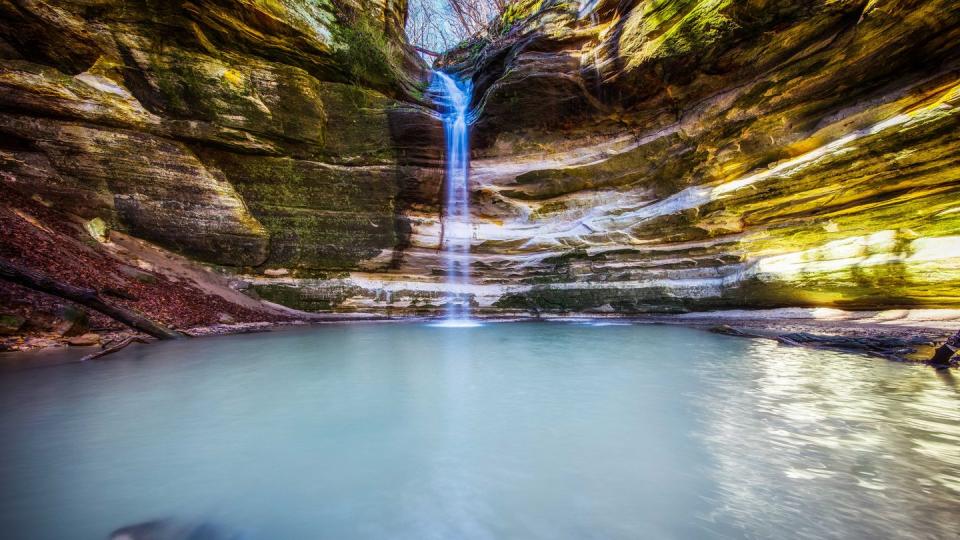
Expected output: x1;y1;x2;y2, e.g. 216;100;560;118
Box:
408;0;959;315
0;0;434;267
0;0;443;333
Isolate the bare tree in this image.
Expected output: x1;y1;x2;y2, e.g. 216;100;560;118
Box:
406;0;514;58
450;0;513;35
406;0;459;56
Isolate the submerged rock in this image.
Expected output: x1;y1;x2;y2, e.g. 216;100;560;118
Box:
929;330;960;367
708;325;753;338
775;332;935;360
108;519;246;540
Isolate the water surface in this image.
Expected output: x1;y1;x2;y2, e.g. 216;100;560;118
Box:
1;323;958;539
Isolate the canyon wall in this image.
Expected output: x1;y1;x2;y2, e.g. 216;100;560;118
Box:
414;0;960;315
250;0;960;315
1;0;959;325
0;0;441;335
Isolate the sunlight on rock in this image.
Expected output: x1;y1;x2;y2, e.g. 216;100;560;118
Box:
1;1;959;537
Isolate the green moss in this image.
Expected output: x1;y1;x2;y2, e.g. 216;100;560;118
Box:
144;46;327;147
498;0;545;34
617;0;812;69
253;283;361;311
198;149;398;270
493;286;697;314
329;13;411;94
0;314;26;336
507;132;696;200
662;1;738;56
314;82;396;162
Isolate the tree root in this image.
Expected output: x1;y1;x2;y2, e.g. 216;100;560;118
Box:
81;336;150;361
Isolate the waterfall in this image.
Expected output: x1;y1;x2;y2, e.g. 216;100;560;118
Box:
429;70;476;324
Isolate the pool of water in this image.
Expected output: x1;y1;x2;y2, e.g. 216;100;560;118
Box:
1;323;958;539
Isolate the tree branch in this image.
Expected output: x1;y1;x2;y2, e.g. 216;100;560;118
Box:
0;259;184;340
82;336;150;361
413;45;440;57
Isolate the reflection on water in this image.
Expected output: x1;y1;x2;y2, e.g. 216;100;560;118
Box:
698;339;960;538
0;323;957;539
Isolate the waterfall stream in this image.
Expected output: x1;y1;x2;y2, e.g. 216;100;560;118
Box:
429;71;476;324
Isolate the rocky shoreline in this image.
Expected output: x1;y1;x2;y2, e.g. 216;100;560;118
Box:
614;308;959;363
3;309;957;371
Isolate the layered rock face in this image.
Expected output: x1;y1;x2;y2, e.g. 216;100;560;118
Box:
409;0;960;314
1;0;431;269
0;0;445;327
2;0;959;320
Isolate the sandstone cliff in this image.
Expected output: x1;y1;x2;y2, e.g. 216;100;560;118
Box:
0;0;438;340
1;0;959;331
421;0;960;314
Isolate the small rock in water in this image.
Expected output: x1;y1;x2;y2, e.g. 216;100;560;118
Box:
929;330;960;367
109;519;246;540
709;324;750;337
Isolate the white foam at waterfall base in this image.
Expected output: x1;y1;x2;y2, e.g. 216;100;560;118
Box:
428;319;484;328
429;70;480;325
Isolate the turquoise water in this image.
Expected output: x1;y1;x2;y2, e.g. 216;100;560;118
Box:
1;323;958;539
